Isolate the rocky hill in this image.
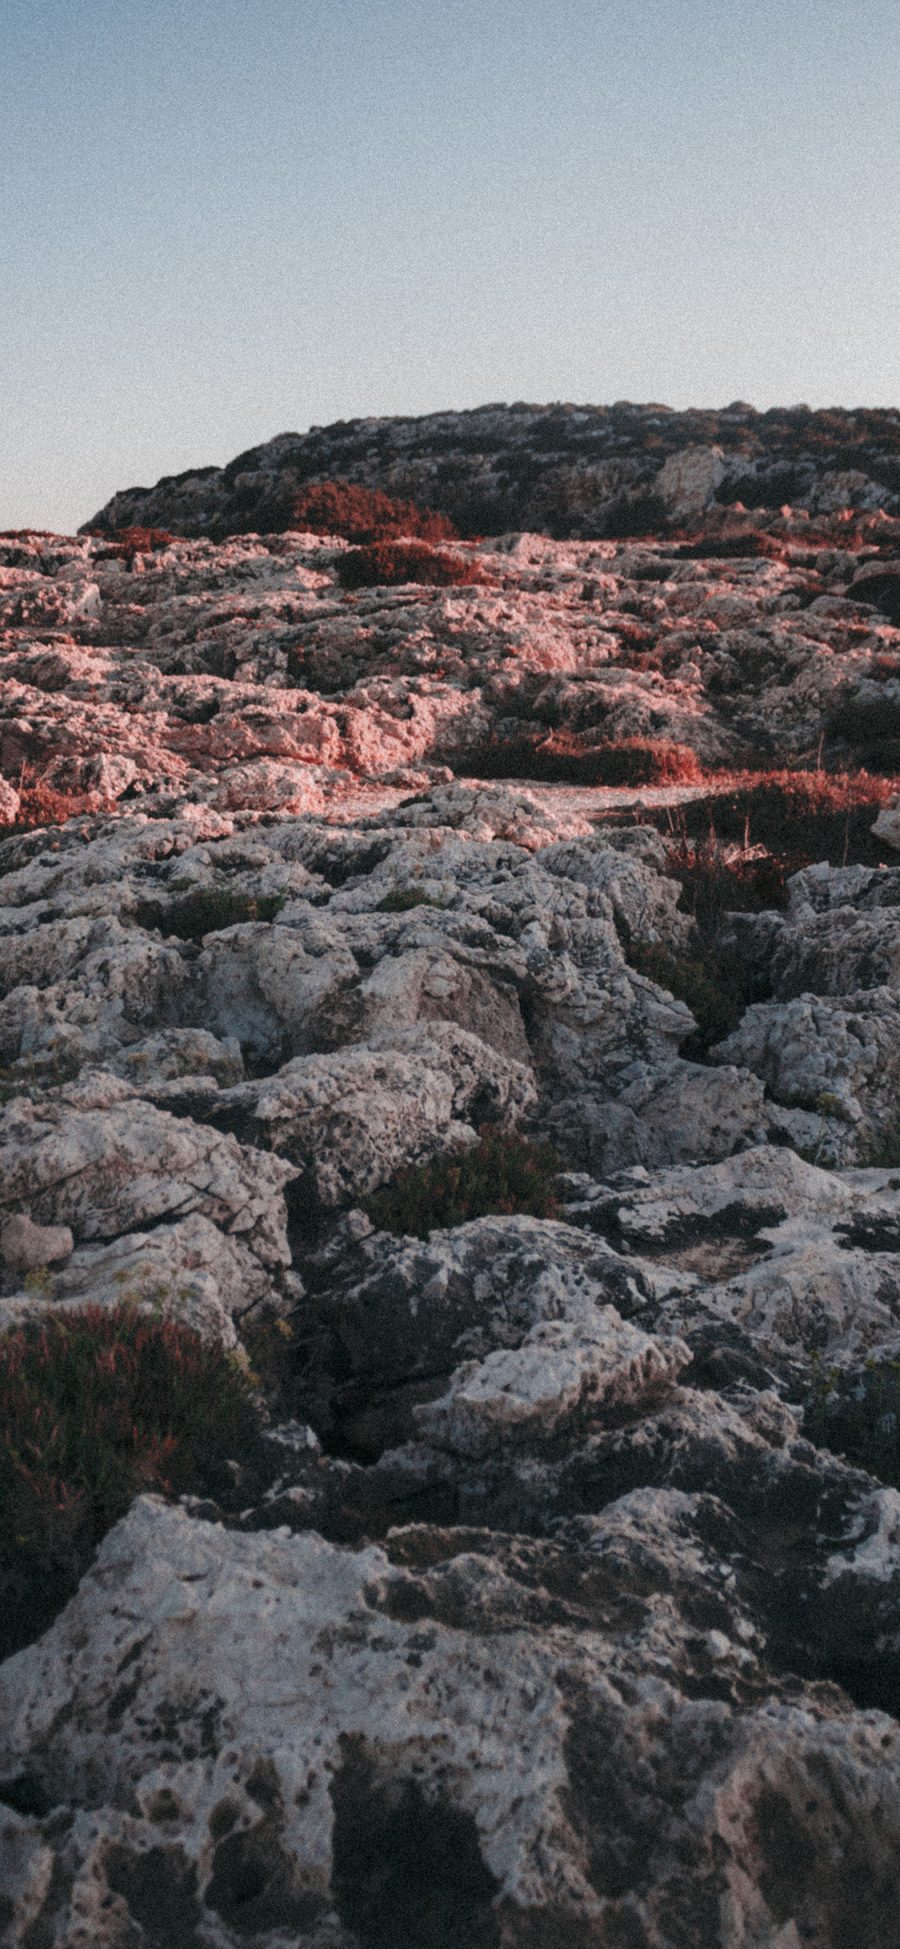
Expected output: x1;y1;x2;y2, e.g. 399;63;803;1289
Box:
1;494;900;1944
85;400;900;541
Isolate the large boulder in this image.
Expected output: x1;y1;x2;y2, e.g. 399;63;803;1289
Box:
1;1494;898;1949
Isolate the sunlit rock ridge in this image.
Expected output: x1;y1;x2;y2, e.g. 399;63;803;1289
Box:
85;399;900;541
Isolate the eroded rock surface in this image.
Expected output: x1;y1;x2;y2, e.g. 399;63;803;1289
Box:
2;480;900;1943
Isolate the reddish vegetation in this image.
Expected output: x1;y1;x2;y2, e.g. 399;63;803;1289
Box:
364;1127;561;1238
336;540;487;590
675;531;784;560
1;769;112;836
0;529;60;541
678;769;895;868
0;1303;259;1655
466;732;703;787
288;478;458;544
89;525;176;564
665;835;790;924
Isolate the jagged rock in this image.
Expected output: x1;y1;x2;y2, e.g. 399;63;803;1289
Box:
561;1145;900;1372
217;1029;533;1207
312;1213;692;1456
1;1495;898;1949
547;1059;769;1173
0;1079;295;1272
872;803;900;851
714;987;900;1160
415;1308;689;1457
4;448;900;1942
654;443;728;514
82;401;900;539
0;776;19;823
0;1213;289;1343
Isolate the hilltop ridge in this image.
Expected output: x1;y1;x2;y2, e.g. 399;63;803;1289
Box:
84;399;900;541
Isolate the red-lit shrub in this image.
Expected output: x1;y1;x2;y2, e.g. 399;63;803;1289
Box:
0;1303;259;1654
680;771;894;868
337;541;487;590
665;835;789;927
466;731;702;787
0;529;59;541
676;531;783;560
287;479;458;544
628;838;788;1051
90;526;176;565
0;767;112;837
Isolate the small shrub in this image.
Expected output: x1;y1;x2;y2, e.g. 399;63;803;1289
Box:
856;1117;900;1169
364;1128;561;1238
241;1313;300;1422
1;766;111;836
374;887;447;913
135;888;285;941
585;739;702;787
626;836;785;1049
666;836;789;930
675;531;783;561
0;1303;260;1654
804;1358;900;1488
286;480;457;544
679;771;895;870
336;541;487;591
603;492;670;539
0;528;59;541
627;937;751;1051
465;732;701;787
90;525;176;564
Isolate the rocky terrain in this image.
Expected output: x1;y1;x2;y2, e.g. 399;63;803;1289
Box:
2;437;900;1945
84;401;900;541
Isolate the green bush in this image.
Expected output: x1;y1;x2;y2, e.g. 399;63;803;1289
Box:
0;1303;260;1654
364;1127;561;1238
804;1358;900;1487
627;937;751;1051
136;887;285;941
374;887;446;913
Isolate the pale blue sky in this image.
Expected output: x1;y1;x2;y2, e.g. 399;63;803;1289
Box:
3;0;899;531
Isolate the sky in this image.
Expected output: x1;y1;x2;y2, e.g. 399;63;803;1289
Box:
2;0;899;533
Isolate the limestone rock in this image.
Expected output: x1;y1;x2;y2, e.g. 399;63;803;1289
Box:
1;1495;898;1949
0;1212;73;1275
715;988;900;1160
416;1307;689;1457
655;443;728;514
0;1084;294;1270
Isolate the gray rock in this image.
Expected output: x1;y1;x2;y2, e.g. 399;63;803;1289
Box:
1;1495;898;1948
0;1212;73;1274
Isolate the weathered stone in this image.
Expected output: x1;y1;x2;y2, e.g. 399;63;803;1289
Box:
0;1212;73;1275
1;1495;898;1948
3;469;900;1944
